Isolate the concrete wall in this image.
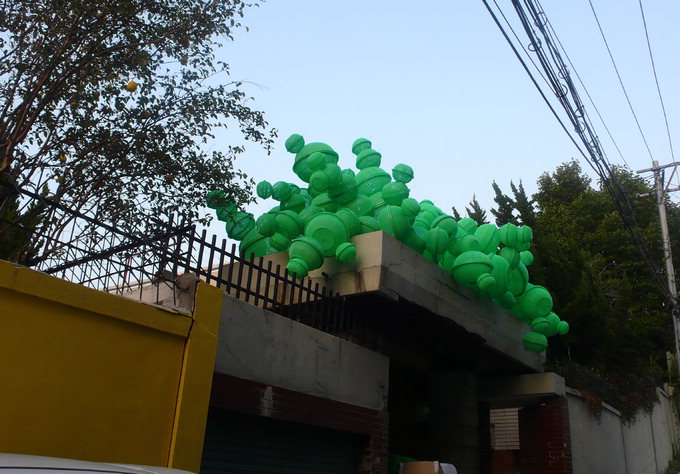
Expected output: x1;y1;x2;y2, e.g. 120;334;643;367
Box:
567;387;680;474
229;231;543;373
215;293;389;411
0;260;222;472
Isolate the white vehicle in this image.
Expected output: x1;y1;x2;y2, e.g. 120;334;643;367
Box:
0;454;194;474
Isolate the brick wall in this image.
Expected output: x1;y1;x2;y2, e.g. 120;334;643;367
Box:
210;372;389;474
518;396;572;474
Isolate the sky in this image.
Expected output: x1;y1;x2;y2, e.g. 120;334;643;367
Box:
207;0;680;235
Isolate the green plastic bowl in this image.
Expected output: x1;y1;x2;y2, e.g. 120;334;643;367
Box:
378;205;410;239
299;205;325;226
256;213;277;237
520;250;534;266
508;262;529;296
285;133;305;153
304;212;350;257
457;217;478;235
381;181;410;206
226;211;255;241
275;210;304;239
289;236;325;270
293;142;339;182
545;312;560;337
311;192;338;212
369;191;388;218
392;163;414;183
328;173;358;204
271;181;292;202
401;198;421;219
401;228;426;253
451;251;493;287
269;232;291;251
336;208;361;237
280;194;307;213
256;181;273;199
520;284;553;319
426;227;449;257
206;190;228;209
557;320;569;335
522;331;548;353
358;215;380;234
345;194;375;217
448;233;480;256
239;228;275;258
488;254;511;298
287;257;309;278
499;246;521;269
475;224;501;255
356;167;391;196
335;242;357;263
531;317;550;334
307;151;326;171
355;149;382;169
352;138;372;155
431;215;458;237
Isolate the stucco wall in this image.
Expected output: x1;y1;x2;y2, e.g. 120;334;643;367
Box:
0;261;221;472
568;388;679;474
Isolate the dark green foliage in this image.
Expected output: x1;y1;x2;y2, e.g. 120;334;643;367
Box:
0;0;275;262
491;161;675;380
465;194;488;224
0;177;47;262
490;181;517;227
510;181;535;227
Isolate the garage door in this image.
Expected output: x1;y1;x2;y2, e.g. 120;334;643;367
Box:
201;408;365;473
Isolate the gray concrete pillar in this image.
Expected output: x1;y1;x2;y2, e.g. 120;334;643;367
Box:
427;371;480;474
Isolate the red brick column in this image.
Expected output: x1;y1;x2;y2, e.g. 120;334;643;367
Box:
210;372;389;474
518;396;572;474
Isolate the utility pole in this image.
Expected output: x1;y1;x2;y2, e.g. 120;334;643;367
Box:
638;161;680;376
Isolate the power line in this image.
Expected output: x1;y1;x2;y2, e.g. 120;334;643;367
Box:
587;0;656;163
480;0;591;166
534;0;628;168
492;0;551;89
482;0;670;299
638;0;676;163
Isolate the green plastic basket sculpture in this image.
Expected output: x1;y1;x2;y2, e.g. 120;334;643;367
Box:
207;134;569;354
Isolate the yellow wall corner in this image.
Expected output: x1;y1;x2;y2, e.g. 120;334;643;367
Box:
168;282;223;472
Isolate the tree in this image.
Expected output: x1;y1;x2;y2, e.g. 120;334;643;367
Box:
483;161;677;378
465;194;488;224
510;181;535;227
0;0;276;264
490;180;517;227
529;162;672;373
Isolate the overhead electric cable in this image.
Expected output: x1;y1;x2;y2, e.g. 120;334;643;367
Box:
639;0;676;163
535;0;628;167
492;0;551;89
588;0;656;162
483;0;670;298
480;0;592;166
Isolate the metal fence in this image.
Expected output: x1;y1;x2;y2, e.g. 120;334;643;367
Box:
0;182;363;341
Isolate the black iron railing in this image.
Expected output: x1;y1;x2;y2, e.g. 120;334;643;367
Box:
0;181;363;341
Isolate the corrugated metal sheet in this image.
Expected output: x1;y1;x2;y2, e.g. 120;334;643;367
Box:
201;408;364;473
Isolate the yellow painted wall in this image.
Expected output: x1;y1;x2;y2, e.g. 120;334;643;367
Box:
0;260;222;472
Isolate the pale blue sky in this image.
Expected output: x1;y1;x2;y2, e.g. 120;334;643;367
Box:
209;0;680;232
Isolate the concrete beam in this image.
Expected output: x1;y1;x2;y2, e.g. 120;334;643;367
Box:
215;294;389;411
227;231;545;372
479;373;566;408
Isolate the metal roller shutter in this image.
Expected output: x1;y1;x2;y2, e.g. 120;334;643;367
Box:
201;408;365;473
